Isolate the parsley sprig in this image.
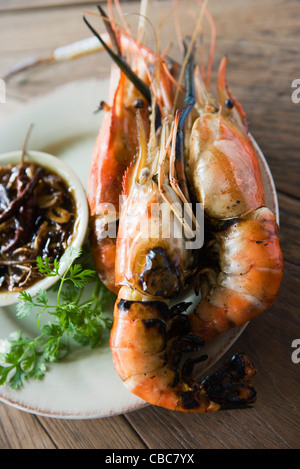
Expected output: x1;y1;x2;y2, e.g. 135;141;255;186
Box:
0;246;115;390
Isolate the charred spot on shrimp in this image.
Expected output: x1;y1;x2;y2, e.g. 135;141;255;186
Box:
142;317;166;333
116;298;170;321
182;355;208;379
169;302;193;318
171;334;207;381
178;353;257;411
181;391;204;410
139;248;182;298
201;353;257;409
204;381;256;410
172;333;205;354
142;318;167;349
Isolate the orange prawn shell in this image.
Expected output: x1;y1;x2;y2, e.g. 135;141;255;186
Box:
189;113;266;220
115;179;193;298
189;207;284;341
87;64;150;293
88;66;149;217
187;54;283;342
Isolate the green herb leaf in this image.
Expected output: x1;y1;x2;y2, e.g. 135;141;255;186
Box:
36;256;57;277
68;264;96;288
16;291;34;318
60;246;82;271
0;245;116;390
35;289;48;307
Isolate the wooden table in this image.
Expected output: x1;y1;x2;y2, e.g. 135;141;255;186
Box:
0;0;299;450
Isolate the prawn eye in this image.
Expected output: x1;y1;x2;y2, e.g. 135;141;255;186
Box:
134;98;145;109
225;98;234;109
139;167;150;184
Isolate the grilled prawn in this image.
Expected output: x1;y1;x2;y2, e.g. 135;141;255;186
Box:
186;56;284;340
110;41;258;411
85;3;178;294
85;5;151;294
12;1;281;413
109;1;283;410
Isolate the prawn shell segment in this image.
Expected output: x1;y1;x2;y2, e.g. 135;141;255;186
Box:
110;299;170;382
189;207;284;341
115;174;194;299
88;67;150;216
87;64;150;293
110;298;257;413
218;207;284;307
188;114;266;219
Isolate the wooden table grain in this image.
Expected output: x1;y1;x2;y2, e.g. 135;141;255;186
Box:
0;0;299;450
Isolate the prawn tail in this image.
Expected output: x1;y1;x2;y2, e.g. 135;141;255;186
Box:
110;295;256;413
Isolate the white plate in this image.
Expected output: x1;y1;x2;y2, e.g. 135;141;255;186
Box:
0;79;279;419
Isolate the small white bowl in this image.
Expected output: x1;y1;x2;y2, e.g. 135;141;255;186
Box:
0;150;89;306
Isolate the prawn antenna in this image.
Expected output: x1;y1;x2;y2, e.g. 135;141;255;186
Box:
83;15;151;104
178;39;195;130
97;4;122;56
